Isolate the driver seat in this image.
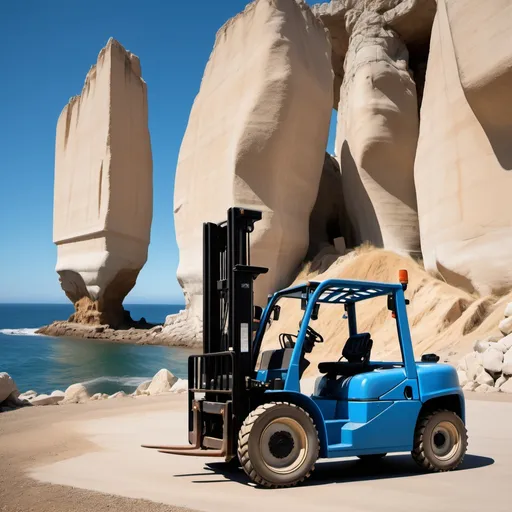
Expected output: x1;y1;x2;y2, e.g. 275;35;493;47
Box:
318;332;373;377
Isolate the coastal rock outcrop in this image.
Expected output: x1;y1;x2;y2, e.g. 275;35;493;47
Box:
53;38;152;328
171;0;333;340
414;0;512;295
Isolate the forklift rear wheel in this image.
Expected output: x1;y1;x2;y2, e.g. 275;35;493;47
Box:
412;409;467;472
237;402;319;488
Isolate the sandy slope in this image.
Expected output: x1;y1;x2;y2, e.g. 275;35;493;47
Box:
262;247;512;374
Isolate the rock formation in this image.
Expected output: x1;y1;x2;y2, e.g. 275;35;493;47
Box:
45;1;512;352
53;38;152;328
316;1;425;256
169;0;333;334
414;0;512;295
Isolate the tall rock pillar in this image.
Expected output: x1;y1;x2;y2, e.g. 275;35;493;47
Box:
334;5;420;256
54;38;153;327
166;0;333;344
414;0;512;295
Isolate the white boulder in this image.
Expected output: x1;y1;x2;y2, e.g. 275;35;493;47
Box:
170;379;188;394
504;302;512;318
457;351;481;372
19;390;37;400
31;394;64;406
134;380;151;396
475;383;499;394
461;352;484;381
502;350;512;376
90;393;109;401
51;390;65;397
62;383;89;404
500;379;512;394
473;340;490;353
482;348;504;374
0;373;18;403
495;375;509;389
496;334;512;353
456;370;468;387
147;369;178;396
108;391;128;399
463;381;479;392
499;317;512;336
475;369;494;387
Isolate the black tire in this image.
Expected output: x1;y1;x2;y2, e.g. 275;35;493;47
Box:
412;409;468;472
237;402;319;488
357;453;387;462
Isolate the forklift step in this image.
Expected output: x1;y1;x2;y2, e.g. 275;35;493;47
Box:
158;448;225;457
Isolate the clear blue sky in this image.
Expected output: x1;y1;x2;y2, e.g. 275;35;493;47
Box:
0;0;336;305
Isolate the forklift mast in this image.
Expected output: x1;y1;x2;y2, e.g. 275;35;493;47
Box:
203;207;267;360
184;208;267;457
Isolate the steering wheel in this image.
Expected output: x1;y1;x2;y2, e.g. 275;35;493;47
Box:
302;325;324;354
306;325;324;344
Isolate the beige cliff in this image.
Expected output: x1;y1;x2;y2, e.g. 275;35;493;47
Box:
167;0;333;340
414;0;512;295
54;38;152;327
333;4;420;255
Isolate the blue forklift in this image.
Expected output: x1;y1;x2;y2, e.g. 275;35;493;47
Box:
144;208;468;488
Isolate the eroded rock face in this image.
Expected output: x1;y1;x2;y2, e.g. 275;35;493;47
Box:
172;0;333;338
334;5;420;255
54;38;152;327
414;0;512;295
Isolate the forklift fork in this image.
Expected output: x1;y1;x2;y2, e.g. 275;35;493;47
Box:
142;399;232;458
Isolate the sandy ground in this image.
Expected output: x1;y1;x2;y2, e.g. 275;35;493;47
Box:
1;392;512;512
0;395;194;512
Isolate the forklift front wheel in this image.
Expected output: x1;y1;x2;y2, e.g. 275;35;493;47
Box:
237;402;319;488
412;409;468;472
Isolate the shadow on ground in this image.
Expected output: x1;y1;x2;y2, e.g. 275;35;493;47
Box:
173;453;494;487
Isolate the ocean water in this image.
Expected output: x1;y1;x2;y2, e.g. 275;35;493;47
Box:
0;303;198;395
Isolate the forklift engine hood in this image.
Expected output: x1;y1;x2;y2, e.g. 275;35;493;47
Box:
316;363;460;402
323;367;407;401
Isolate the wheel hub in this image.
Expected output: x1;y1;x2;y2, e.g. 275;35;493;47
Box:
268;431;295;459
259;417;308;474
431;421;461;461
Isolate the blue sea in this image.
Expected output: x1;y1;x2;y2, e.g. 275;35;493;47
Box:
0;303;197;396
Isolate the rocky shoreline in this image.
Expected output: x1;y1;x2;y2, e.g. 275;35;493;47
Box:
0;369;187;413
36;319;198;348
